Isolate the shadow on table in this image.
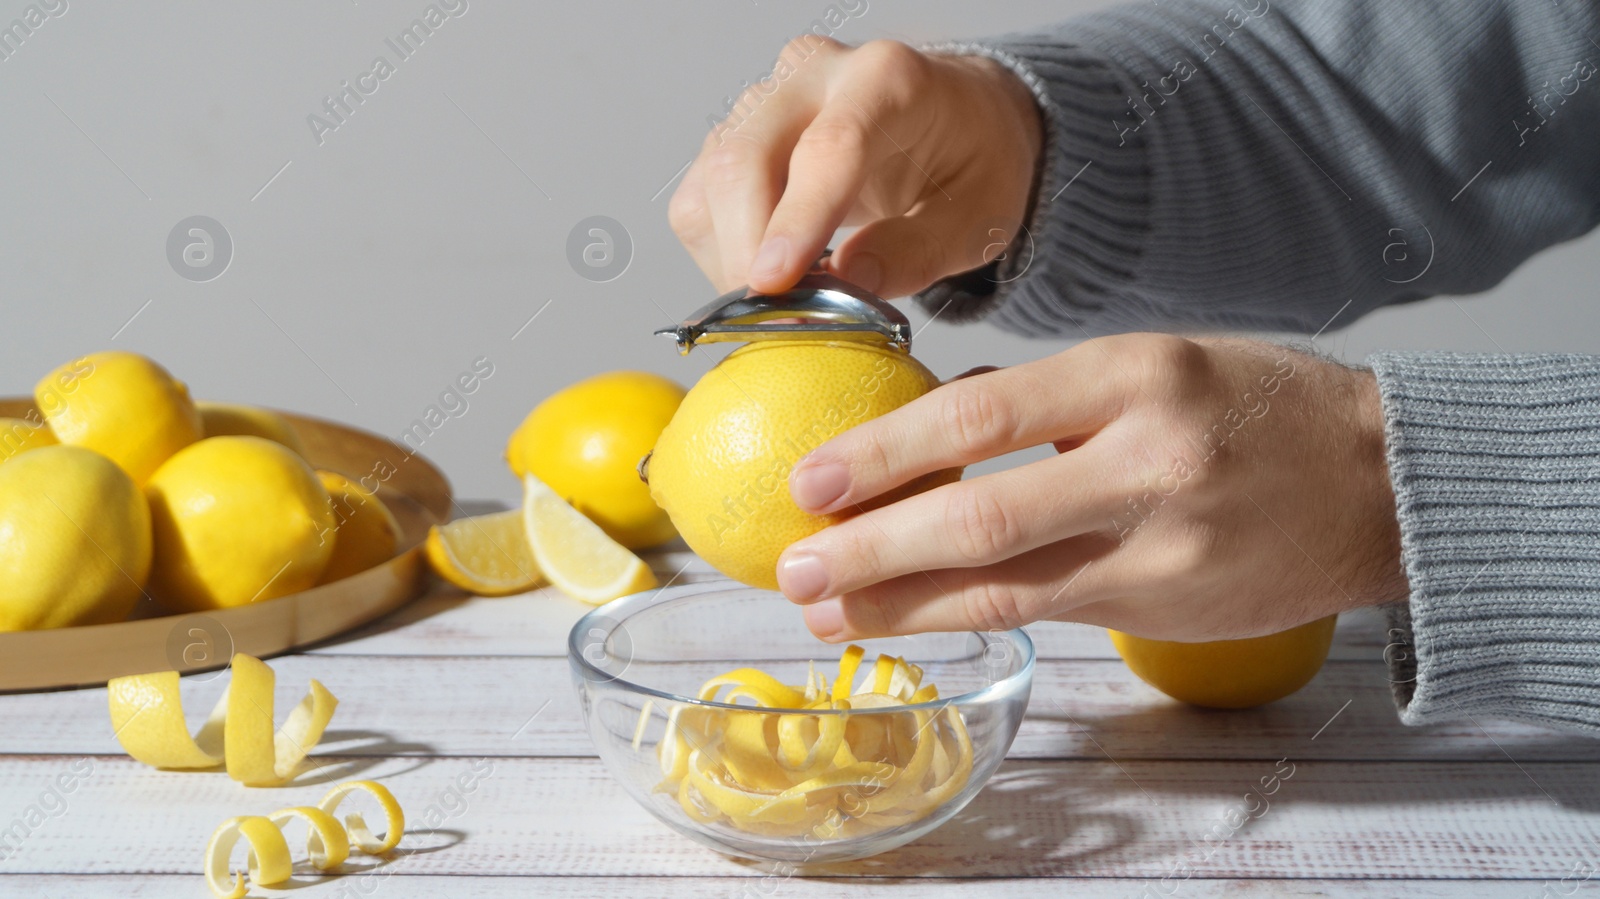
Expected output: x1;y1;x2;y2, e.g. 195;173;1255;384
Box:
736;683;1600;879
282;728;441;786
270;829;465;891
1026;658;1600;766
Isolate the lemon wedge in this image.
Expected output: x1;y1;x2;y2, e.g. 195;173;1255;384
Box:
522;473;657;604
644;645;973;839
424;508;543;596
107;653;338;786
203;780;405;898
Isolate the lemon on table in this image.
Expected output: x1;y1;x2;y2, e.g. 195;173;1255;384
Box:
197;401;307;457
0;445;152;631
523;474;657;604
35;351;203;484
0;416;56;464
424;508;542;597
1108;616;1340;709
316;471;401;584
646;341;959;590
145;436;336;611
506;371;685;549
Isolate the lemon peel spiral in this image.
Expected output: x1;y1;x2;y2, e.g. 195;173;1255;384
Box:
640;645;974;839
204;780;405;898
107;653;338;786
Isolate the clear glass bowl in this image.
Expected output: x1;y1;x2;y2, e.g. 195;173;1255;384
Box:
568;580;1035;863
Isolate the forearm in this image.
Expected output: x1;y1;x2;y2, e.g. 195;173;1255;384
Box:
922;0;1600;336
1374;353;1600;736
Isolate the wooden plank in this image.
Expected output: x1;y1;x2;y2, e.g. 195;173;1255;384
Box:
0;874;1571;898
4;655;1593;762
306;577;1396;662
13;654;1598;762
0;757;1596;879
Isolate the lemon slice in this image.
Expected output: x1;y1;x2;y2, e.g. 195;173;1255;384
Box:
522;474;657;604
108;653;338;786
425;509;543;597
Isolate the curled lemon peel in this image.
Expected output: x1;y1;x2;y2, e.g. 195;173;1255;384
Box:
266;806;350;871
107;653;339;786
640;646;974;840
204;815;291;899
202;781;406;898
319;779;406;855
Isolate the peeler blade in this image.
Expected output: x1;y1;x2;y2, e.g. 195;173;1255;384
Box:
655;250;911;355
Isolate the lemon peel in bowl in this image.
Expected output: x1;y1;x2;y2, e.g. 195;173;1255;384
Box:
204;780;405;899
638;644;974;839
107;653;338;786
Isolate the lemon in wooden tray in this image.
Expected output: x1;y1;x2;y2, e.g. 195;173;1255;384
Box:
0;445;152;631
0;350;419;647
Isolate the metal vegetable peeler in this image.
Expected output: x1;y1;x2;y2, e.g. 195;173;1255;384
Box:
654;249;911;355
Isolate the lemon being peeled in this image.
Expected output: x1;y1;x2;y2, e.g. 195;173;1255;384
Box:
1109;616;1339;709
35;351;203;484
506;371;684;550
646;341;958;590
0;445;151;631
145;436;336;611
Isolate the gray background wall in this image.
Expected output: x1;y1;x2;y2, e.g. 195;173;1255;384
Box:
2;0;1595;503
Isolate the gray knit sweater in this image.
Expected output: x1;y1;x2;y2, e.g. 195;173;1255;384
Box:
927;0;1600;734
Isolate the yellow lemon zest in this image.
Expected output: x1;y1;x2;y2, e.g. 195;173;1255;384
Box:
318;779;406;855
205;816;290;899
640;644;974;839
107;653;338;786
202;781;406;898
266;806;350;870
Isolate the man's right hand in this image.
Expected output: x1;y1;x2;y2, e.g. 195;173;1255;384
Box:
669;37;1043;299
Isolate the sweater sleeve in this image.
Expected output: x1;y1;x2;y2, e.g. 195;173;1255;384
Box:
1370;354;1600;736
917;0;1600;336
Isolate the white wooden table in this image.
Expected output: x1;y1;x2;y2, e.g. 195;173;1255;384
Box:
4;507;1599;898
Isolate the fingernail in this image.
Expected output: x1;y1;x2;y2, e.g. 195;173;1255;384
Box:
790;462;849;511
752;236;790;280
804;598;846;641
778;552;829;602
845;253;883;294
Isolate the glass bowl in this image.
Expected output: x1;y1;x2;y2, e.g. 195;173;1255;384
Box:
568;580;1034;863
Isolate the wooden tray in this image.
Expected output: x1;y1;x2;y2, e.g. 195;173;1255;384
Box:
0;400;453;692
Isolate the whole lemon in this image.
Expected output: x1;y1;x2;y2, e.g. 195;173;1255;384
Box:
145;436;336;611
506;371;685;549
0;416;57;464
35;351;203;484
0;445;152;631
1109;616;1339;709
197;400;307;457
316;470;401;584
647;340;959;590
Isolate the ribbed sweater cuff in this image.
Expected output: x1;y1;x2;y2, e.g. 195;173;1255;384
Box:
915;38;1148;331
1371;352;1600;736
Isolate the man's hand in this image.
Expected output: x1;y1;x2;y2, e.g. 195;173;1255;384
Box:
776;335;1409;642
669;38;1042;298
